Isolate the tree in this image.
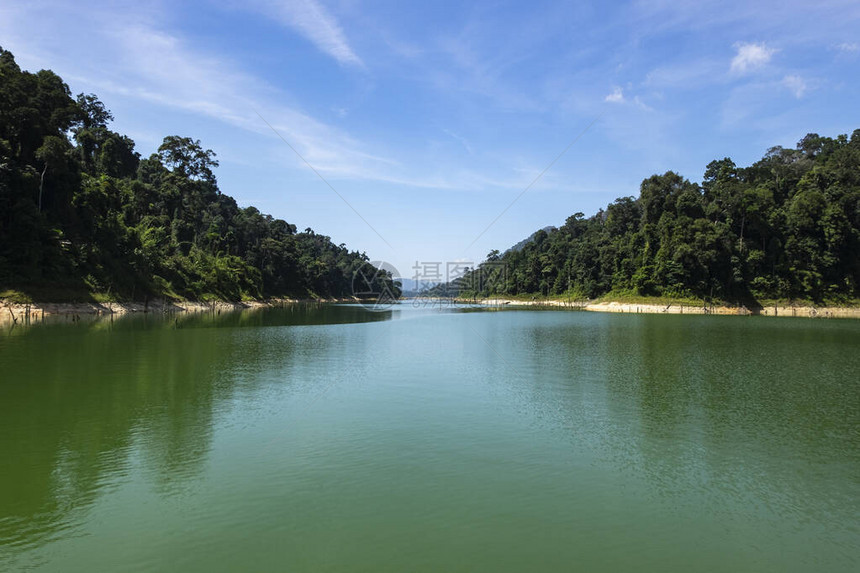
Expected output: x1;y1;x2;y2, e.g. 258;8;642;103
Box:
157;136;219;184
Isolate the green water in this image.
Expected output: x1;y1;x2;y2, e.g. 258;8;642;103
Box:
1;304;858;572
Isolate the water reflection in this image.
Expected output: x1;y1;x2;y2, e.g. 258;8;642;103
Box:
0;304;389;561
1;306;858;571
512;313;860;546
1;302;393;336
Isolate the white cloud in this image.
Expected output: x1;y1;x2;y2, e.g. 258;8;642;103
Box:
255;0;362;67
1;4;556;194
835;42;859;53
782;74;807;98
730;42;775;74
605;87;625;103
0;7;388;182
603;87;653;111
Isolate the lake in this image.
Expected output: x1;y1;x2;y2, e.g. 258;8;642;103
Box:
1;303;858;572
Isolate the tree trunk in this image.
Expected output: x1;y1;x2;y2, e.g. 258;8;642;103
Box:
38;163;48;212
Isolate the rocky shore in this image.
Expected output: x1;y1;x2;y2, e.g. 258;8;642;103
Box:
457;298;860;319
0;298;357;326
4;297;859;326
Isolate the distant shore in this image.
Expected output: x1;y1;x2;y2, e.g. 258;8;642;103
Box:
451;297;860;319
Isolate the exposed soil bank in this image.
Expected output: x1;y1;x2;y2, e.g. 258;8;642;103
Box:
5;297;860;326
456;298;860;319
0;298;358;326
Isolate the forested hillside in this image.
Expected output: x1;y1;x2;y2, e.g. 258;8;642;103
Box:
0;48;398;302
461;131;860;304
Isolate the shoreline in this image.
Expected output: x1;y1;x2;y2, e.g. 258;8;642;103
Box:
4;296;860;326
0;297;359;326
451;297;860;319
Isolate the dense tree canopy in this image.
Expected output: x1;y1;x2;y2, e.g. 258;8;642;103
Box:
458;130;860;304
0;48;398;301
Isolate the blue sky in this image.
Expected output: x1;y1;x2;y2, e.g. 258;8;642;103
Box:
2;0;859;277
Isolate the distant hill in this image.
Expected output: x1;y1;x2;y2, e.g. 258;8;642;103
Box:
505;226;556;253
398;278;437;297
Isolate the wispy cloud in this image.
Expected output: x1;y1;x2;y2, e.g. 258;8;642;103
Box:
96;25;383;171
834;41;859;53
644;59;725;89
5;8;558;194
443;129;474;155
253;0;363;67
0;5;399;184
721;74;812;130
782;74;807;98
730;42;776;74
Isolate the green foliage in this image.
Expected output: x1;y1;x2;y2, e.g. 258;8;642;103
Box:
0;48;399;302
460;131;860;305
